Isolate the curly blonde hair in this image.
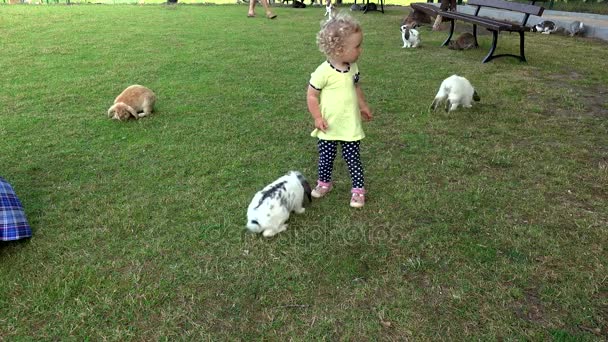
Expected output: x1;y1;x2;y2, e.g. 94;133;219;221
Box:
316;12;362;58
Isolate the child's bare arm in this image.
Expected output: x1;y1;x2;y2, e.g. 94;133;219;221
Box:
307;86;328;132
356;85;373;121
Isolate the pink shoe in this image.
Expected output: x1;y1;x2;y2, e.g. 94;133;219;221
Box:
311;181;332;198
350;188;365;208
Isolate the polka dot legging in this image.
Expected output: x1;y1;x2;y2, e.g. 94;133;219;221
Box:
317;139;364;189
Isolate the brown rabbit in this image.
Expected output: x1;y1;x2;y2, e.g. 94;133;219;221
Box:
448;32;476;50
107;85;156;121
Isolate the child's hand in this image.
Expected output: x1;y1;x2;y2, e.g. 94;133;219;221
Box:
315;117;328;132
360;106;373;122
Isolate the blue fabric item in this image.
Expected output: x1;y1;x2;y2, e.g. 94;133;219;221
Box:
0;177;32;241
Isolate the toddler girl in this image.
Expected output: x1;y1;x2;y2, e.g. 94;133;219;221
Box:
307;13;373;208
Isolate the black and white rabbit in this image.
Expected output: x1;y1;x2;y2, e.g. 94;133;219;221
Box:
292;0;306;8
400;25;420;48
246;171;312;237
533;20;558;34
324;0;334;17
430;75;480;112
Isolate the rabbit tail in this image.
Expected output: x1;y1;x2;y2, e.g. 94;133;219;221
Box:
473;90;480;102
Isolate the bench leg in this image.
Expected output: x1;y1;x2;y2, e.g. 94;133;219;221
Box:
482;31;527;63
441;19;455;47
519;31;526;62
482;30;498;63
473;24;479;47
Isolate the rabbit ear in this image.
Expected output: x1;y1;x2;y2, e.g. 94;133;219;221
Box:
473;90;480;102
404;28;410;40
123;104;138;119
302;180;312;203
296;173;312;203
107;104;116;117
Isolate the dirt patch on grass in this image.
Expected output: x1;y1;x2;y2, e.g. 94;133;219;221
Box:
545;70;584;81
514;287;547;324
578;86;608;117
528;71;608;118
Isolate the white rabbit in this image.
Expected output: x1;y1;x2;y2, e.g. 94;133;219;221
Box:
400;25;420;48
246;171;312;238
430;75;480;112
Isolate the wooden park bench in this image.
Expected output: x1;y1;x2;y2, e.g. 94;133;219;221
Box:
411;0;545;63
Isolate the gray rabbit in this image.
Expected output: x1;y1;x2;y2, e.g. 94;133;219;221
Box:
565;21;585;36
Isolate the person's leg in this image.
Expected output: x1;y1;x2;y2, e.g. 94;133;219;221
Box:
341;141;366;207
341;141;364;189
248;0;256;17
433;15;443;31
312;139;337;198
259;0;276;18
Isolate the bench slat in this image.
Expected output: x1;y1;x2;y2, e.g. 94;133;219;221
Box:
467;0;544;16
441;14;504;30
410;3;440;15
440;11;525;31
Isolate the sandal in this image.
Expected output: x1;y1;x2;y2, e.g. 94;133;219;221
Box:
350;193;365;208
247;13;255;17
266;13;277;19
311;182;332;198
350;188;366;208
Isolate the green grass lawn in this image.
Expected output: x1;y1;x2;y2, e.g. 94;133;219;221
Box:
1;4;607;340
